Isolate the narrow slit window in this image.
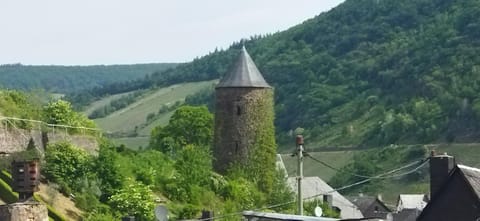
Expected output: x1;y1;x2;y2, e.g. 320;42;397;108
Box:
236;105;242;116
235;141;239;153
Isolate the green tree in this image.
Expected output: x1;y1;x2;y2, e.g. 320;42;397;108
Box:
411;99;444;141
95;142;125;201
165;145;213;203
150;105;213;154
43;100;76;125
175;145;212;187
267;169;295;212
108;179;155;221
223;177;265;210
44;142;93;192
43;99;96;132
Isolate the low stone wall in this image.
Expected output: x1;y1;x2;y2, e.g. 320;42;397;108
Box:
0;128;42;154
0;127;98;155
0;202;48;221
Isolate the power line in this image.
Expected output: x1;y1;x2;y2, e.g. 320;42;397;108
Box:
307;154;427;179
305;158;430;200
306;154;374;179
188;158;430;221
0;116;100;132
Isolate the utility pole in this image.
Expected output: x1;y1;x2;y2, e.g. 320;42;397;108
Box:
296;135;304;215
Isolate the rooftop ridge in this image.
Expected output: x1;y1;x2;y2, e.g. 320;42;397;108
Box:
458;164;480;173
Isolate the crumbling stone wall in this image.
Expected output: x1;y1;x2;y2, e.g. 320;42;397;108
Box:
0;127;98;155
0;128;43;154
0;202;48;221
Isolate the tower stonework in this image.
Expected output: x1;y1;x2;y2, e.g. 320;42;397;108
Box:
213;47;276;176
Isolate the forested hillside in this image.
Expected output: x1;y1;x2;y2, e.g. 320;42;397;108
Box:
0;63;177;93
70;0;480;148
0;90;298;220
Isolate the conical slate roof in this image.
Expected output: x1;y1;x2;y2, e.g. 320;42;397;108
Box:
216;46;271;88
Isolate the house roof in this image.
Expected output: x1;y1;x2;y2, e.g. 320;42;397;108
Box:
347;196;376;212
347;196;391;213
417;164;480;220
287;176;364;219
216;46;271;88
396;194;428;211
457;164;480;198
242;211;340;221
391;208;421;221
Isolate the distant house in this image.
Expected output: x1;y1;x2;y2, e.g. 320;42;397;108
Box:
388;209;420;221
417;153;480;221
286;176;364;219
395;194;428;212
374;194;428;221
347;195;391;220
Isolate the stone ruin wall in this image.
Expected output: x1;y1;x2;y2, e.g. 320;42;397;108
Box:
0;202;48;221
0;126;98;155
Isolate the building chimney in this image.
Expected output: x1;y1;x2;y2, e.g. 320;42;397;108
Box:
201;210;213;219
377;194;383;202
323;194;333;209
429;152;455;198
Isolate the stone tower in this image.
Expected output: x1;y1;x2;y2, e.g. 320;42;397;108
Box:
213;46;276;177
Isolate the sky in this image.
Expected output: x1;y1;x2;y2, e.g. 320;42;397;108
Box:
0;0;344;65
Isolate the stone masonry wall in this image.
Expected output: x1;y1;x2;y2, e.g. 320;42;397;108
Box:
0;127;98;155
0;202;48;221
213;87;274;173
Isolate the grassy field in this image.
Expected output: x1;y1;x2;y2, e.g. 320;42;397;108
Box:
83;91;134;116
435;143;480;168
94;80;217;149
112;136;150;150
138;111;175;136
281;150;358;182
95;80;217;134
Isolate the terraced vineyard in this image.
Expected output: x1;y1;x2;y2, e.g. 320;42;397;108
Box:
90;80;217;148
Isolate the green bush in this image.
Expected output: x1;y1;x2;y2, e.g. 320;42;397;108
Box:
0;178;18;203
75;193;99;212
108;179;155;221
44;142;93;192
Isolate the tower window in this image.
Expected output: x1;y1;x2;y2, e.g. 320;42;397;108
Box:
235;141;239;153
237;106;242;115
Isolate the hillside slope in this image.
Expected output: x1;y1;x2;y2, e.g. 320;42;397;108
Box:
92;80;217;148
68;0;480;149
141;0;480;148
0;63;177;93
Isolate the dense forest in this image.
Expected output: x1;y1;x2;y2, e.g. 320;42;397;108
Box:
0;63;177;94
70;0;480;148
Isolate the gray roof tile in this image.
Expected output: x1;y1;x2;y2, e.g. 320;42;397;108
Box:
458;164;480;198
287;176;364;219
216;46;271;88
